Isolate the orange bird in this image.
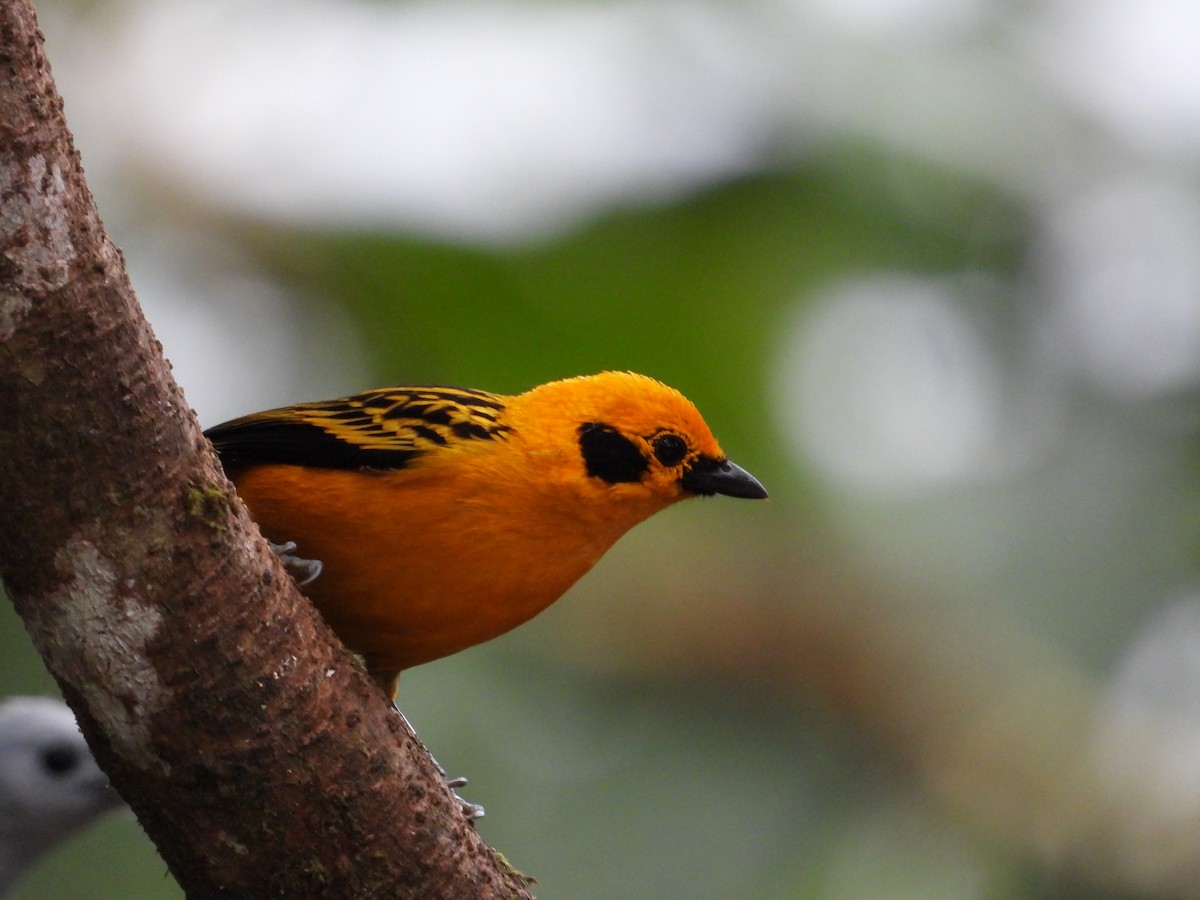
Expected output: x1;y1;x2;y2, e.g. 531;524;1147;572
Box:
205;371;767;697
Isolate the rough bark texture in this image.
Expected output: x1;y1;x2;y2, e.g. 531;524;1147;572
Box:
0;3;533;896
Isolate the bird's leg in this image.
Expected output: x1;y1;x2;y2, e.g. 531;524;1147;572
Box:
374;673;483;818
268;540;323;586
391;703;485;821
435;756;484;820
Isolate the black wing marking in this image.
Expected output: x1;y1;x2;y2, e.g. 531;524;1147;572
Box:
204;386;510;471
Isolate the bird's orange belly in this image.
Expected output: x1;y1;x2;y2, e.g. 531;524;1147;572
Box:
230;464;613;674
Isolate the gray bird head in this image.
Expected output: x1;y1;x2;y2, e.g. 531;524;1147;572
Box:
0;696;124;896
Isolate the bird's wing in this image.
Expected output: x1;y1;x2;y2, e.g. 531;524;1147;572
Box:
204;386;511;470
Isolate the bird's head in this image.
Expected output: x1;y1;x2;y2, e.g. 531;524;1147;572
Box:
511;372;767;514
0;696;124;882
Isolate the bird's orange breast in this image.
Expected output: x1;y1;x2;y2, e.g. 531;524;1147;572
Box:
230;460;637;678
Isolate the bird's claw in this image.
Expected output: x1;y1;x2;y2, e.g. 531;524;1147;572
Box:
268;540;324;586
454;790;485;821
442;772;484;819
438;767;483;819
393;707;484;821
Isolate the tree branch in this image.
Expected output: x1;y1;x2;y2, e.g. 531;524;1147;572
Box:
0;3;532;896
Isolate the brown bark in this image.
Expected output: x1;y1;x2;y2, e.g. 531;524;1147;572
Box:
0;3;532;896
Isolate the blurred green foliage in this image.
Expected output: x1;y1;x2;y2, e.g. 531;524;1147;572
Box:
257;147;1026;467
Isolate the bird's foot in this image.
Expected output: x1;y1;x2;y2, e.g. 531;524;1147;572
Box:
444;774;485;820
435;766;484;820
454;791;486;821
391;705;485;821
268;540;323;586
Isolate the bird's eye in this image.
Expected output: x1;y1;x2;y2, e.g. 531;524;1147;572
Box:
652;433;688;467
41;744;79;776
